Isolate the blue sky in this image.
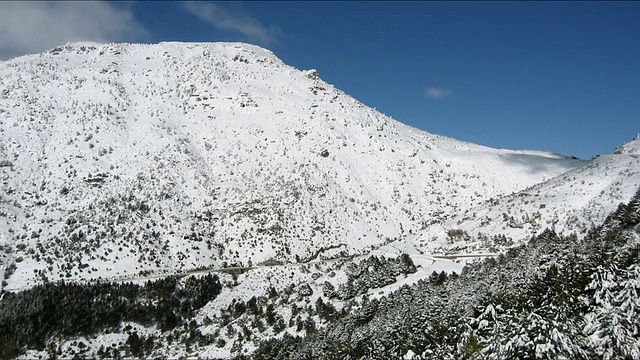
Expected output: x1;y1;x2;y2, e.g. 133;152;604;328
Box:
1;2;638;159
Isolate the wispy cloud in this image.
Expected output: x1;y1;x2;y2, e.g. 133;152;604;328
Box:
0;2;145;60
425;87;452;100
183;2;281;44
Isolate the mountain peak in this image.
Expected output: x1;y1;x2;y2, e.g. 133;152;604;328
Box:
614;134;640;155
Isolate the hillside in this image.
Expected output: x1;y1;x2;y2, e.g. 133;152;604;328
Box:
0;42;584;290
248;188;640;360
424;135;640;256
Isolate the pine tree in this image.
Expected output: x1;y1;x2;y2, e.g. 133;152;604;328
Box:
585;264;640;359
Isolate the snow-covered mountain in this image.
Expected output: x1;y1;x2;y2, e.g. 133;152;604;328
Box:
2;42;639;360
423;135;640;255
0;41;593;290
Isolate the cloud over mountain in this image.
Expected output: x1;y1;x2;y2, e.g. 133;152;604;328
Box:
0;1;144;59
183;2;281;44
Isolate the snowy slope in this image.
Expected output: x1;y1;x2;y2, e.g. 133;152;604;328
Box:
421;135;640;255
0;42;584;290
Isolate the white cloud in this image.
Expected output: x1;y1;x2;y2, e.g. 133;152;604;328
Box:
183;2;281;44
425;87;452;99
0;2;145;60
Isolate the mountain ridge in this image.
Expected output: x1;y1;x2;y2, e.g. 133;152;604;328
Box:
424;135;640;256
